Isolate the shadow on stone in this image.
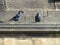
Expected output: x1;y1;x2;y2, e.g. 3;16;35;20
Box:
0;21;4;23
48;0;55;3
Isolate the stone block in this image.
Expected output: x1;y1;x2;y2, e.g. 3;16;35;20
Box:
0;38;3;45
15;39;32;45
6;0;53;9
4;38;15;45
45;11;60;23
32;38;60;45
40;38;56;45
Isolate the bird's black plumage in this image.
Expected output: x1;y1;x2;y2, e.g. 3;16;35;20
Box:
35;13;41;22
11;15;20;21
10;10;24;21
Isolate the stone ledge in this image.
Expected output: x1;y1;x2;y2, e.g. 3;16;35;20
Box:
0;23;56;28
0;24;59;31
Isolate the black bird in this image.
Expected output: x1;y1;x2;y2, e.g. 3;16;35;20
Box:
35;13;41;22
10;10;24;21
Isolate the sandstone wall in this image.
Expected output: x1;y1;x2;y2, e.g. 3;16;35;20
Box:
0;33;60;45
0;0;58;24
6;0;54;9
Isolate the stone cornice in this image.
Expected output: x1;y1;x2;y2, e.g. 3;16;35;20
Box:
0;24;59;31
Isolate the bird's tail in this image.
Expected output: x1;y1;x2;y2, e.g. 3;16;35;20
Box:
9;18;14;21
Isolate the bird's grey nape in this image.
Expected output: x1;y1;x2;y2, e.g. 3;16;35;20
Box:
19;10;24;13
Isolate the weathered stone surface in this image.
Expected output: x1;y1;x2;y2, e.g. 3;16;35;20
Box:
15;39;32;45
47;10;60;23
3;37;60;45
6;0;54;9
4;38;15;45
0;34;60;45
0;38;3;45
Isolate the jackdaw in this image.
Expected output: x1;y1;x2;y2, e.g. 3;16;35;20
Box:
35;13;41;22
10;10;24;21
